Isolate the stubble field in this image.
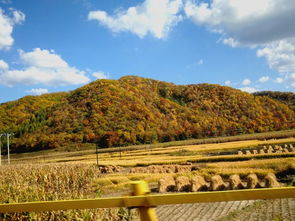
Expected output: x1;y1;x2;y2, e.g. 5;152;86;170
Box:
1;133;295;220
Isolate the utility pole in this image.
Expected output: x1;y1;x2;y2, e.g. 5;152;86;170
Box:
0;133;4;166
6;133;13;165
96;144;99;166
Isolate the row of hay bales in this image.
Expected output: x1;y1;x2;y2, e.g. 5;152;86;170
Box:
97;165;123;173
130;164;197;174
237;144;294;155
158;173;280;193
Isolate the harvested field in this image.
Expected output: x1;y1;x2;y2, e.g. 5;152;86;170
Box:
235;143;295;156
6;138;295;167
1;136;295;220
130;164;196;174
156;198;295;221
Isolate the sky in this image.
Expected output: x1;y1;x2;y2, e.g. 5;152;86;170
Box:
0;0;295;103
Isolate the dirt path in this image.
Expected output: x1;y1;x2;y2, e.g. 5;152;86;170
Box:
156;198;295;221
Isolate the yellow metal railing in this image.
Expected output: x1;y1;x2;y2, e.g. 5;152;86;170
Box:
0;181;294;221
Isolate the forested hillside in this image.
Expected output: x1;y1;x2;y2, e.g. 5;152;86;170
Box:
0;76;294;153
254;91;295;111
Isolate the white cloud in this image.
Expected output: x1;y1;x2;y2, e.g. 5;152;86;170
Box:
239;87;257;93
26;88;49;95
258;76;270;83
19;48;68;68
257;38;295;88
184;0;295;46
0;8;25;50
88;0;183;39
184;0;295;89
0;48;90;86
242;78;251;86
224;80;231;86
11;10;25;24
92;71;108;79
257;39;295;73
196;59;203;65
272;74;295;87
275;77;284;84
222;38;239;48
0;60;8;69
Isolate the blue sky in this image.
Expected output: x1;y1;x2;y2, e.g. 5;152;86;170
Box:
0;0;294;103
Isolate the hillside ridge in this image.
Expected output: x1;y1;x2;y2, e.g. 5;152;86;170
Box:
0;76;294;153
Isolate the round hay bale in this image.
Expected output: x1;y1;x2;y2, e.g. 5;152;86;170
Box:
191;176;209;192
210;175;227;191
246;174;259;189
158;176;175;193
229;174;245;190
264;173;280;188
175;176;191;192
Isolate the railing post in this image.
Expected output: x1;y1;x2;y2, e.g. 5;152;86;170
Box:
132;181;158;221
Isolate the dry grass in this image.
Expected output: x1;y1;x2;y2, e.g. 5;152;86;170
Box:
8;131;295;165
28;138;293;167
1;135;295;219
0;163;138;220
206;157;295;170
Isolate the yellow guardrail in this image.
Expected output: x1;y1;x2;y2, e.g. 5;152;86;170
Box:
0;181;295;221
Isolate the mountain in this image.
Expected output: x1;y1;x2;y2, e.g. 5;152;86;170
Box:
254;91;295;112
0;76;294;153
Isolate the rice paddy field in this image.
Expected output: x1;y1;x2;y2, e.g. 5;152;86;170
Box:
1;131;295;220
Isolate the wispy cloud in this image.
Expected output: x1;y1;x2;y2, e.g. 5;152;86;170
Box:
92;71;108;79
26;88;49;95
258;76;270;83
242;78;251;86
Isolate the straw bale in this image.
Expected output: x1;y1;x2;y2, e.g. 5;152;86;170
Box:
258;149;265;154
246;174;259;189
175;176;191;192
191;176;209;192
251;150;258;154
158;176;175;193
229;174;245;190
264;173;280;188
210;175;227;191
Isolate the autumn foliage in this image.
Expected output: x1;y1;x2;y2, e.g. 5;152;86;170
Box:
0;76;294;152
